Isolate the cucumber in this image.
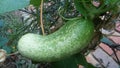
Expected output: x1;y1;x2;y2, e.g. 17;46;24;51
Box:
18;19;94;62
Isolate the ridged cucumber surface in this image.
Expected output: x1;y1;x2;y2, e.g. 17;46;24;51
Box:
18;19;94;62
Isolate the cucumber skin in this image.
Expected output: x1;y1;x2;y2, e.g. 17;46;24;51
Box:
18;19;94;62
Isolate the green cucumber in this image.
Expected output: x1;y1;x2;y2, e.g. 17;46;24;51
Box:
18;19;94;62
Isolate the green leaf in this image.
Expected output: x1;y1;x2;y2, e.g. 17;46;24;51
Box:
74;0;87;17
2;45;12;54
0;20;4;27
0;37;8;47
30;0;50;7
105;0;119;5
74;0;98;19
30;0;41;7
0;0;30;14
74;0;93;17
51;53;95;68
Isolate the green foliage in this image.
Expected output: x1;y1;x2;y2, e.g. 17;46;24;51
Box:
0;36;12;53
2;45;12;54
0;20;12;53
0;20;4;27
74;0;90;17
51;53;95;68
0;0;29;14
74;0;119;19
30;0;53;7
0;12;25;53
105;0;119;5
0;36;8;47
30;0;41;7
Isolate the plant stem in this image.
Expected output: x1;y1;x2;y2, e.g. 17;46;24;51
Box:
7;51;19;56
58;7;80;20
40;0;45;35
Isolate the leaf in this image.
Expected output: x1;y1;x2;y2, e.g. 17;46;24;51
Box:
74;0;86;16
51;53;95;68
2;45;12;54
0;37;8;47
105;0;119;5
74;0;90;17
0;0;30;14
30;0;41;7
0;20;4;27
74;0;100;18
30;0;50;7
